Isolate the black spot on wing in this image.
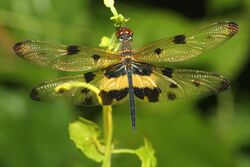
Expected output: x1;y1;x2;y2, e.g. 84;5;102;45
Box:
167;92;176;101
172;35;186;44
162;68;173;78
217;21;239;37
154;48;163;55
104;70;125;78
99;91;112;105
227;22;239;37
92;54;101;61
13;42;24;55
218;79;230;92
133;63;153;76
83;72;96;83
226;21;239;29
104;62;154;78
104;64;126;78
109;88;129;101
134;88;144;100
58;88;66;94
13;40;32;58
134;87;161;102
67;45;80;55
169;83;178;88
99;88;129;105
30;88;41;101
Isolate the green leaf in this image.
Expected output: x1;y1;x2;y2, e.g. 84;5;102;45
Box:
136;138;157;167
68;117;104;162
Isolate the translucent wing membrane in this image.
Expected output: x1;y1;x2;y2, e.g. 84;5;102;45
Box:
30;74;103;105
30;62;229;105
15;21;235;131
134;21;239;63
151;67;230;102
30;65;130;106
13;40;120;72
125;65;229;103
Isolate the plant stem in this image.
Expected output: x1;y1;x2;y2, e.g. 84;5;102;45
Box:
112;149;136;154
102;105;113;167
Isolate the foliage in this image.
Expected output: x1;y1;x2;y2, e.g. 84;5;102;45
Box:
69;117;104;162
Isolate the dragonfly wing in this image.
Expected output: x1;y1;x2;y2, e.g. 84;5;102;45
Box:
134;21;239;63
98;62;229;103
130;65;230;102
30;62;230;105
30;74;103;105
30;63;129;106
13;40;120;72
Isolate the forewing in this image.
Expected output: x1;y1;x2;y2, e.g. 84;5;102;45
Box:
133;67;230;102
13;40;120;71
134;21;239;63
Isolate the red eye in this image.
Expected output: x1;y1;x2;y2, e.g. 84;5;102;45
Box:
116;27;133;39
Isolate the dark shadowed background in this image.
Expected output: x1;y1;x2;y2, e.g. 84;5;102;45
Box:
0;0;249;167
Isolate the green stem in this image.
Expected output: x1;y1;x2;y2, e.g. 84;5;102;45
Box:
112;149;136;154
102;105;113;167
110;7;119;17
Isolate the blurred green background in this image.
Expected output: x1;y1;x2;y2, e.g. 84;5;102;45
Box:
0;0;249;167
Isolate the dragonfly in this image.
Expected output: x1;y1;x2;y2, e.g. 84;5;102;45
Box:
13;21;239;130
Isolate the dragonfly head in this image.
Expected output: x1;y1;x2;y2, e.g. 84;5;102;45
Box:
116;27;133;42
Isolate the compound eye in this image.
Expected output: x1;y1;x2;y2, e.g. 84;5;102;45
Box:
127;36;132;40
119;36;124;41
